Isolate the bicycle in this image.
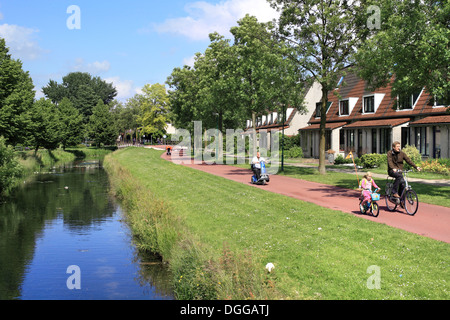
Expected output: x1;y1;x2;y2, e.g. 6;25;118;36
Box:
359;188;380;217
385;170;419;215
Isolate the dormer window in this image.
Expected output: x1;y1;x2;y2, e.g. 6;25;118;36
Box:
364;96;375;113
397;88;422;110
315;101;332;118
362;93;384;114
433;89;449;108
340;100;349;116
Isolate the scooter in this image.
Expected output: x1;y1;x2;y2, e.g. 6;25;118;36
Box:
251;161;270;185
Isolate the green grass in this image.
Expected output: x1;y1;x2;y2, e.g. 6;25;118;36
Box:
106;148;449;300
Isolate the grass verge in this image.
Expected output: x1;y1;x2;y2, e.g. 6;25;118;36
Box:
105;148;449;300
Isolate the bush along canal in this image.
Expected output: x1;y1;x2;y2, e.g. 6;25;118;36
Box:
0;159;174;300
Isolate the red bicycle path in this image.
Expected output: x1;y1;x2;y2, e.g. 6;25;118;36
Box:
154;147;450;244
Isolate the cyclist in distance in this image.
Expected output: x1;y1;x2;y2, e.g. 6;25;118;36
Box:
387;141;421;198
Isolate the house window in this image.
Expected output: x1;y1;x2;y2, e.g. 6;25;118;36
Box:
363;96;375;113
339;100;349;116
315;102;332;118
397;89;422;110
371;129;377;154
415;127;428;156
325;131;331;151
380;128;391;154
434;89;450;107
346;129;355;151
339;129;345;151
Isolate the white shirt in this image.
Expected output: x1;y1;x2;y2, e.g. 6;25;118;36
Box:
252;156;265;168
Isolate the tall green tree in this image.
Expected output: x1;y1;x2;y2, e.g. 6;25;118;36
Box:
136;83;171;139
195;32;243;132
230;15;280;135
0;38;35;145
28;98;62;154
270;0;370;174
58;97;85;150
230;14;306;155
355;0;449;110
87;100;117;147
42;72;117;122
166;64;201;132
110;99;140;139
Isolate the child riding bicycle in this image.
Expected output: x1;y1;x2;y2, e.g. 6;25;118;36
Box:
359;172;379;209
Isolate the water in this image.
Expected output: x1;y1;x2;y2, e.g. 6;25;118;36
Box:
0;160;174;300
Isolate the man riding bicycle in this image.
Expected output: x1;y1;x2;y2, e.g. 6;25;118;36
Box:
387;141;421;198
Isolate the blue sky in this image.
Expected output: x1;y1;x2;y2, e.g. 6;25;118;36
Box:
0;0;278;101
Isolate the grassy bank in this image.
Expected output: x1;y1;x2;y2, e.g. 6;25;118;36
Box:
105;147;449;300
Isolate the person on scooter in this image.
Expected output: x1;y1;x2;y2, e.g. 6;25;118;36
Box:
251;151;265;181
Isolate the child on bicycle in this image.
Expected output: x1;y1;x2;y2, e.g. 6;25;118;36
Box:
359;172;379;208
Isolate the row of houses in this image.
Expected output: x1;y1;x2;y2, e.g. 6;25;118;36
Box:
244;71;450;160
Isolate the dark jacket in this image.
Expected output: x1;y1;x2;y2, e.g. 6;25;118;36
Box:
387;149;417;173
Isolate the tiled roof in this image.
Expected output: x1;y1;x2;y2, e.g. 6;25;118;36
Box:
299;122;348;131
308;70;448;125
409;115;450;126
344;118;410;129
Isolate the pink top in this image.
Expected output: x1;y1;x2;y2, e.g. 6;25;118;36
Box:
360;178;379;191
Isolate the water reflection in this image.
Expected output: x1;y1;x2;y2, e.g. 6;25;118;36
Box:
0;160;173;300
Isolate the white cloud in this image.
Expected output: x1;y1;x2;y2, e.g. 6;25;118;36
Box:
182;54;197;67
154;0;279;41
71;58;111;74
0;23;45;60
104;76;136;101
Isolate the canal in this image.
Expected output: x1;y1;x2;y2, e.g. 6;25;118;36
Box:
0;160;174;300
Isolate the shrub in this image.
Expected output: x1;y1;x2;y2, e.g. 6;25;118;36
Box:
334;154;353;165
286;146;303;158
420;159;450;175
402;145;422;170
360;153;387;169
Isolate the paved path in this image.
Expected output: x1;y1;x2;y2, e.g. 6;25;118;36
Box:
151;146;450;243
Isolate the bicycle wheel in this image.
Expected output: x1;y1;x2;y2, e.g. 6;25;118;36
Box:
371;202;379;217
404;189;419;216
359;201;366;214
385;183;397;211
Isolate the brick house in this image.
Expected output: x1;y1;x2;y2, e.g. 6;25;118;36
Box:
299;71;450;159
243;81;322;149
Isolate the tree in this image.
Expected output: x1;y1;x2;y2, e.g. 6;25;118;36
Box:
355;0;449;110
230;15;280;134
270;0;369;174
0;136;23;197
58;97;85;150
28;98;62;154
195;32;243;132
136;83;171;139
166;64;201;132
87;100;117;147
110;99;141;141
42;72;117;122
0;38;35;145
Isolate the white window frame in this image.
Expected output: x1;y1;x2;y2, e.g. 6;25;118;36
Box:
362;94;385;115
396;88;423;111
